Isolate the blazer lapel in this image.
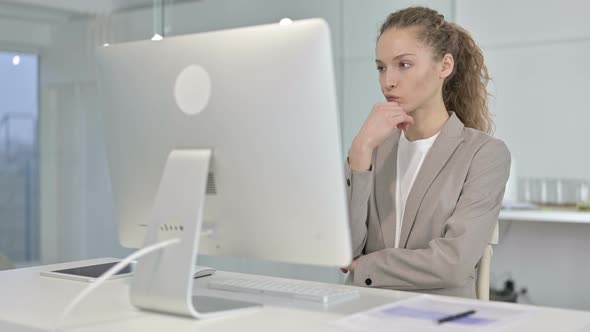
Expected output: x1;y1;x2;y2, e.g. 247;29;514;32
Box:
398;112;465;248
376;130;401;248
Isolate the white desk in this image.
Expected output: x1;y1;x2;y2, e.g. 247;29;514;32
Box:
499;209;590;224
1;258;589;332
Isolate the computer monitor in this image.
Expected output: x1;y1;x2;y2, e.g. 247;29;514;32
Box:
95;19;352;268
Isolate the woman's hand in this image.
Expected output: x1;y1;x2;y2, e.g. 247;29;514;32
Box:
349;102;414;171
340;257;360;273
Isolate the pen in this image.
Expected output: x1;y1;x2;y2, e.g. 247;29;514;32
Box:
437;309;476;324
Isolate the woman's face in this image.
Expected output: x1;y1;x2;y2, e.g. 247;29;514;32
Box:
375;27;446;113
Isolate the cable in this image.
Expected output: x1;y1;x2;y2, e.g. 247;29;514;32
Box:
53;238;181;332
518;287;535;305
490;271;514;289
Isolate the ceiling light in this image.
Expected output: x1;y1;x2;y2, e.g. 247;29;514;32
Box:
279;18;293;26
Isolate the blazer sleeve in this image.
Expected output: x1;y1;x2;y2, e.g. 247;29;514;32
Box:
344;157;373;257
352;139;511;290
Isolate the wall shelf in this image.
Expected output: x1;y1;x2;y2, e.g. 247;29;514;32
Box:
499;209;590;224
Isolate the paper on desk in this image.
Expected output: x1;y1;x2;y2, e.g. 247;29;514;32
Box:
334;295;536;332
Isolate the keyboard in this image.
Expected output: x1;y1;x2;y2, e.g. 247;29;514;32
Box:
208;278;360;304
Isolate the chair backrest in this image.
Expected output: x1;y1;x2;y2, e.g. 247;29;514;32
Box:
476;222;499;301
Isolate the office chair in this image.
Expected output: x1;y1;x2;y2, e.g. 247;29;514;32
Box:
476;221;499;301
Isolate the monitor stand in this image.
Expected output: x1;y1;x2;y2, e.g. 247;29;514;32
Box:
129;149;261;318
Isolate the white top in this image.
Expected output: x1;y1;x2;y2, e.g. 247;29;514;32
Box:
395;130;439;248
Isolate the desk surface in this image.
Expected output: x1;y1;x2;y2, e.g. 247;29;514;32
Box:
1;258;589;332
499;209;590;224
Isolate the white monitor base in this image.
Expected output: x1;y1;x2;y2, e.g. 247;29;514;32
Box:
129;150;260;318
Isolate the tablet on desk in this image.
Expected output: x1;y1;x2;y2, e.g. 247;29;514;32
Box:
40;261;133;282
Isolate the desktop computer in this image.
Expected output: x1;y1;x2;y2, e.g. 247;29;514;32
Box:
95;18;354;318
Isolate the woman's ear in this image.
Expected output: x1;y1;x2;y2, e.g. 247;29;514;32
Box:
440;53;454;79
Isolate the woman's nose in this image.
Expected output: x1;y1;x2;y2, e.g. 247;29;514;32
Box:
384;70;397;89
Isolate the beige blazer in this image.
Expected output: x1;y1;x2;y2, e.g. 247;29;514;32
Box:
345;112;510;298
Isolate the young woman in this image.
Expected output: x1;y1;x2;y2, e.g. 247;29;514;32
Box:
344;6;510;298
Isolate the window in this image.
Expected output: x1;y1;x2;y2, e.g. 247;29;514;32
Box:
0;51;39;269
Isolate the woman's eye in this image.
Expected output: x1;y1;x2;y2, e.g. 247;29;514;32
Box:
376;66;385;72
400;62;411;69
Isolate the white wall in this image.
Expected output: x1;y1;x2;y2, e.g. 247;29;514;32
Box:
0;18;52;48
457;0;590;310
457;0;590;183
493;221;590;310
